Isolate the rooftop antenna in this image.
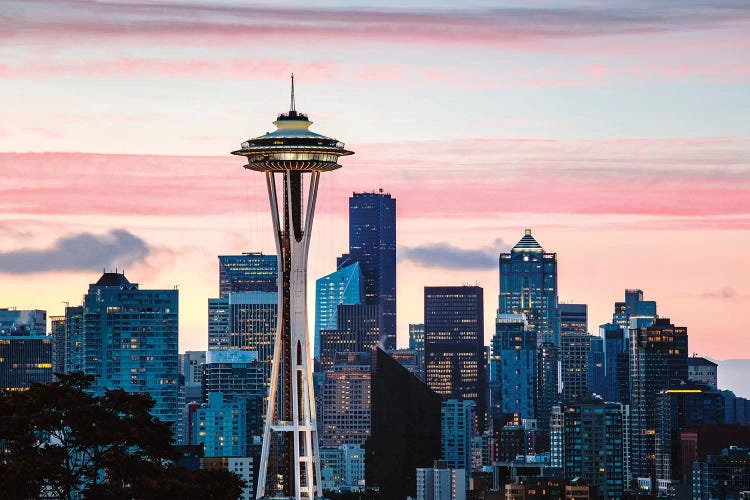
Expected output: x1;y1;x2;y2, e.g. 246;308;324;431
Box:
290;73;296;112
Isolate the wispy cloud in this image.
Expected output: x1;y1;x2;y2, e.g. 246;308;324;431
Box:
400;238;510;269
4;1;750;49
0;229;151;274
701;286;743;299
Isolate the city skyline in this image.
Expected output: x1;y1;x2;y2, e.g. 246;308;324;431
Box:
2;1;750;365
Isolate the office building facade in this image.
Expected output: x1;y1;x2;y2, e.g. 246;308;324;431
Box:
218;253;277;298
559;303;589;402
630;317;688;481
425;286;486;429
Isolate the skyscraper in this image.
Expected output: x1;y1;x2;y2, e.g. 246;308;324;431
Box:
442;399;476;472
559;303;589;401
424;286;486;429
562;399;627;498
630;317;689;483
490;313;535;421
535;342;560;433
613;289;657;330
207;291;278;381
337;191;396;350
314;262;363;359
320;352;371;447
0;309;52;390
498;229;558;346
318;303;380;372
218;253;277;298
231;81;353;498
63;272;179;424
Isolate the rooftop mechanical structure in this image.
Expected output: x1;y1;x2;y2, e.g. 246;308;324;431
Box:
232;77;353;499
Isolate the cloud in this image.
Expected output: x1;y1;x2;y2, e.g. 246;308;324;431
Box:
4;1;750;50
701;286;741;299
400;238;510;269
0;229;151;274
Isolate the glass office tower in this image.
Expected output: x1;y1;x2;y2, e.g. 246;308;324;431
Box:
337;191;396;350
498;229;558;346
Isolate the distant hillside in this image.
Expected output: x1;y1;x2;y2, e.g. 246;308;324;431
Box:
715;359;750;398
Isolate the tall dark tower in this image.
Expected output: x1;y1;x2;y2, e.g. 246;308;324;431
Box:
337;192;397;350
232;77;353;499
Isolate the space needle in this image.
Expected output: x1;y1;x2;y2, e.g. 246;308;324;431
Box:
232;76;353;499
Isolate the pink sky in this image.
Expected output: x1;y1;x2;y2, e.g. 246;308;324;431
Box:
1;1;749;384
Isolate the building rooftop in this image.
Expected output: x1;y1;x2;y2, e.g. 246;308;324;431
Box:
511;229;544;253
687;356;718;367
94;272;131;287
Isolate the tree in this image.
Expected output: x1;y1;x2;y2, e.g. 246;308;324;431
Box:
0;372;244;499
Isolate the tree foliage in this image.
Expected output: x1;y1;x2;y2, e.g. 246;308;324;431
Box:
0;372;244;499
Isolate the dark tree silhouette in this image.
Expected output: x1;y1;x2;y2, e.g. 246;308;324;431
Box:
0;372;244;499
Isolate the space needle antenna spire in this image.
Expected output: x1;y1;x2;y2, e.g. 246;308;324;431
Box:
290;73;295;112
232;80;353;499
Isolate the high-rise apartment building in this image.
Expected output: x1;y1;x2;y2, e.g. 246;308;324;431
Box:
498;230;558;346
490;314;535;421
425;286;486;429
337;191;396;350
442;399;476;472
218;253;277;298
630;317;689;482
193;392;247;458
559;304;590;401
562;400;627;499
62;272;179;424
314;262;363;359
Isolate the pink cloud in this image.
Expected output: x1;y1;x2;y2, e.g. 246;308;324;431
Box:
1;137;749;219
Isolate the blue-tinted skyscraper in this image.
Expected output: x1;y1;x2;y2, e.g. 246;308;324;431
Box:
218;253;277;298
498;229;558;346
613;289;657;330
442;399;476;472
490;314;535;421
425;286;486;430
314;262;364;359
65;272;179;424
337;191;396;350
563;399;627;498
